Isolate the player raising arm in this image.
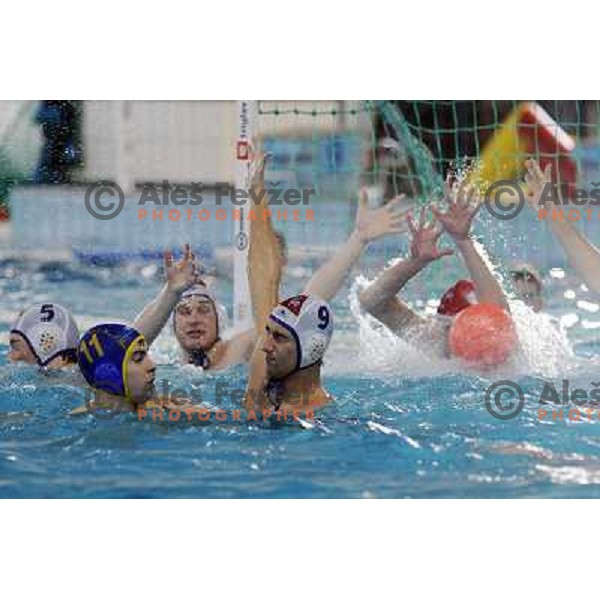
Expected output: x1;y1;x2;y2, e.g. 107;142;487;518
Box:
524;158;600;296
243;152;333;416
359;180;510;355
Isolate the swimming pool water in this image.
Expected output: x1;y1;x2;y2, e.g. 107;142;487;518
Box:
1;256;600;498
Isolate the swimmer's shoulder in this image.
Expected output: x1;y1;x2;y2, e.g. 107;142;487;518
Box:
213;329;256;368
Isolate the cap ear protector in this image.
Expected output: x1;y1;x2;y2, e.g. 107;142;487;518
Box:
268;294;334;373
10;303;79;367
437;280;477;317
77;324;144;399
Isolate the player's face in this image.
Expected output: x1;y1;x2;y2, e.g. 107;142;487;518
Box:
174;297;218;351
262;321;296;379
512;275;543;313
8;333;37;364
125;339;156;402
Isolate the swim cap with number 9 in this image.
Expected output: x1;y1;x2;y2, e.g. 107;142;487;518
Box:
269;294;333;372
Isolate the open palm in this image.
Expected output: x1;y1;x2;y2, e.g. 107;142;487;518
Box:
355;189;411;244
408;208;453;263
164;244;201;294
524;158;552;208
431;178;481;241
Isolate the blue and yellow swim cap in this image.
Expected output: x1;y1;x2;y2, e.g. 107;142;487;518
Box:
77;324;144;398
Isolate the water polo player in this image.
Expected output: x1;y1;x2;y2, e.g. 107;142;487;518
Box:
73;323;204;416
241;144;418;413
241;152;336;414
9;302;79;369
246;293;334;413
359;178;516;366
170;283;256;369
130;242;257;370
76;324;156;412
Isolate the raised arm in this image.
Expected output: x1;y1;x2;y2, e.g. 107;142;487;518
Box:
524;159;600;295
247;153;283;331
359;207;453;333
244;152;284;411
304;190;409;301
432;179;509;311
132;244;198;346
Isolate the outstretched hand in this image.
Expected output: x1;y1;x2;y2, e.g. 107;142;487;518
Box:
355;189;411;244
407;208;453;264
164;243;203;295
524;158;553;208
431;177;481;241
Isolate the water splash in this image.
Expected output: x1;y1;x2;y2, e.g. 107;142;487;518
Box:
343;272;588;381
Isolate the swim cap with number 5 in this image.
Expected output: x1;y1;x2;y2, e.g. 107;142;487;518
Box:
11;303;79;366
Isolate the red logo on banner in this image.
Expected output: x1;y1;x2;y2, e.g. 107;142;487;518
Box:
237;140;249;160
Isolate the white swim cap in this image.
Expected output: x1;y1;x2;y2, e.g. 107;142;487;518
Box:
174;284;229;337
11;303;79;367
268;294;334;371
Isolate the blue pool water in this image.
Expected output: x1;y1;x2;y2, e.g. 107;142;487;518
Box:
1;238;600;498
